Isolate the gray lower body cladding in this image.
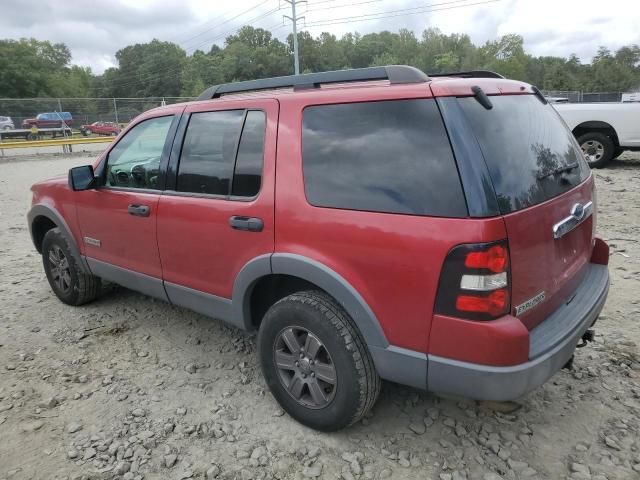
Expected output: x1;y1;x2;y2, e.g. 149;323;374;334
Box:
81;250;608;401
425;263;609;400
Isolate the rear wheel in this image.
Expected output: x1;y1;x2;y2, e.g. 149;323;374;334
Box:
578;132;615;168
42;228;101;306
258;291;380;431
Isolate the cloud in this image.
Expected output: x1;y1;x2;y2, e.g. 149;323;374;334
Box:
0;0;638;73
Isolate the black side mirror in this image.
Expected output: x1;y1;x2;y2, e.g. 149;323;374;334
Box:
68;165;96;191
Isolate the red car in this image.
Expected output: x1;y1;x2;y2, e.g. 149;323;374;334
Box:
28;66;609;431
80;121;121;136
22;111;73;128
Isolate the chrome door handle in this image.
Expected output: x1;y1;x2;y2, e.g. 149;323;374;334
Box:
128;204;150;217
229;216;263;232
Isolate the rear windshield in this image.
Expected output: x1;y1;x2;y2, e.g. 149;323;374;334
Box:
458;94;590;214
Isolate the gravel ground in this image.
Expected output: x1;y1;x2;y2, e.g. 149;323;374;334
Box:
0;152;639;480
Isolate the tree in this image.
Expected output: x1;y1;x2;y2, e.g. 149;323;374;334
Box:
103;39;187;97
479;34;529;80
0;38;72;97
587;46;635;91
3;30;640;100
180;50;223;97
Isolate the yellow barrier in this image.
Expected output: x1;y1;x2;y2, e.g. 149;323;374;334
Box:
0;136;114;149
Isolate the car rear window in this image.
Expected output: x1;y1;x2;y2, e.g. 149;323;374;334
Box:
458;94;590;214
302;99;467;217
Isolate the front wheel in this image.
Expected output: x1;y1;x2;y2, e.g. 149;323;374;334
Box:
578;132;615;168
42;228;101;306
258;291;380;431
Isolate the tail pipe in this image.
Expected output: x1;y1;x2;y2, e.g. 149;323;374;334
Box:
576;329;595;348
563;329;596;370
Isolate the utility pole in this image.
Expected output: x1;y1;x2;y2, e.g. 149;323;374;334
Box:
283;0;305;75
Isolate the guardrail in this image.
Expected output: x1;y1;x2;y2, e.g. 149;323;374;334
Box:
0;136;114;155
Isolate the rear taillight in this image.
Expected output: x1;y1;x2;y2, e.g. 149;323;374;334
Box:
435;240;511;320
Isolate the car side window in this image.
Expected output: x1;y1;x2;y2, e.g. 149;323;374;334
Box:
105;116;173;190
232;110;266;197
177;110;244;195
176;109;265;198
302;99;467;217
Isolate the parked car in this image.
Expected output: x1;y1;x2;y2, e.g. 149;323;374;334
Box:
0;115;15;130
554;102;640;167
22;111;73;128
28;66;610;431
80;121;121;136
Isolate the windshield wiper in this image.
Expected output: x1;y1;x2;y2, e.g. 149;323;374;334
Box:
537;162;579;180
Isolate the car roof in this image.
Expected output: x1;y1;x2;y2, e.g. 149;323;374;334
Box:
146;66;535;115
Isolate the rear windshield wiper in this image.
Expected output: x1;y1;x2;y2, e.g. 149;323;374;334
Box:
537;162;579;180
471;85;493;110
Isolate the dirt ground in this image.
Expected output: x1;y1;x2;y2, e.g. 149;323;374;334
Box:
0;152;639;480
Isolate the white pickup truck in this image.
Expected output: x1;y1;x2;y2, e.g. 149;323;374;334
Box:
554;102;640;168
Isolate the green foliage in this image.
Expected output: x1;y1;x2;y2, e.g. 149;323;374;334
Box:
0;38;74;97
108;39;187;97
2;29;640;99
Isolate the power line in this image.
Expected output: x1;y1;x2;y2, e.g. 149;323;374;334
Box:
301;0;501;28
88;5;282;91
184;6;282;53
90;0;502;92
175;0;272;49
303;0;383;13
157;0;271;48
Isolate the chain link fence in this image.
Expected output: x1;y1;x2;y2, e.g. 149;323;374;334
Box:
0;97;194;129
1;90;638;132
541;90;628;103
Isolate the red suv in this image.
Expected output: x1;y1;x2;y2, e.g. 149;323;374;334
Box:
28;66;609;431
22;111;73;128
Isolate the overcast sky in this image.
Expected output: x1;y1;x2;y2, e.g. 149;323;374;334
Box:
1;0;638;74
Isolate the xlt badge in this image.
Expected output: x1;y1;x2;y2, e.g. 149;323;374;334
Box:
515;291;546;316
83;237;101;247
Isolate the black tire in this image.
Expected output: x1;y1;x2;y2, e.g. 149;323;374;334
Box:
42;228;101;306
577;132;615;168
258;290;380;431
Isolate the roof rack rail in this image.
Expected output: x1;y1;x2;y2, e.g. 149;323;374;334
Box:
428;70;504;79
196;65;429;100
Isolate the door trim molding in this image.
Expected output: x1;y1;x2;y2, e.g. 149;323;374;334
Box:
85;257;169;302
164;281;237;327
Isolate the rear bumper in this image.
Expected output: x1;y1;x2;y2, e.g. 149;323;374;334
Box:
426;263;609;401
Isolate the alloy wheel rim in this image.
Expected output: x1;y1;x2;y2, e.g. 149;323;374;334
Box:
273;326;337;409
581;140;604;164
48;245;72;294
